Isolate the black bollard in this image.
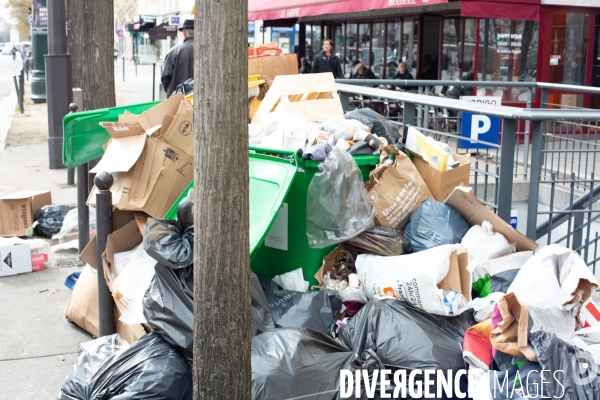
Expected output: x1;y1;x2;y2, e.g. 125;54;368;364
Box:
95;171;115;336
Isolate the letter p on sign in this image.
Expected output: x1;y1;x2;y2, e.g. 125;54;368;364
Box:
459;112;500;149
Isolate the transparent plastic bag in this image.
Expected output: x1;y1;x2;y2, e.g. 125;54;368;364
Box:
78;334;129;383
53;207;96;243
346;225;411;256
306;147;376;248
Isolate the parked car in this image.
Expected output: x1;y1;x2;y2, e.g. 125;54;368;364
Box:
2;44;14;55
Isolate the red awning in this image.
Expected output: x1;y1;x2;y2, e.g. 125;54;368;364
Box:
249;0;449;21
461;1;540;21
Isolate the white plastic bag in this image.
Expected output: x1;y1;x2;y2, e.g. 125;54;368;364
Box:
467;367;492;400
469;292;504;322
272;268;309;292
461;221;514;265
306;147;376;248
79;334;129;383
321;116;369;142
53;207;97;244
508;244;598;342
112;245;157;324
321;272;368;303
356;244;469;316
248;112;319;151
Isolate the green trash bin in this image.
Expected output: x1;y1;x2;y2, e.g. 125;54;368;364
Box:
166;148;380;288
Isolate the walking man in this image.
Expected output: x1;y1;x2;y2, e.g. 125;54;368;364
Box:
161;19;195;97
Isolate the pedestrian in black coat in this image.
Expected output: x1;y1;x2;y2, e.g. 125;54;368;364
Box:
311;39;344;79
161;19;195;97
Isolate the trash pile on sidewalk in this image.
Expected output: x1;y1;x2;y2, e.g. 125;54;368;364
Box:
56;73;600;399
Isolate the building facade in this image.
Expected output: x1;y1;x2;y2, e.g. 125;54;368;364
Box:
249;0;600;109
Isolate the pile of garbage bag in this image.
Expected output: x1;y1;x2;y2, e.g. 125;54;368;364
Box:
59;71;600;399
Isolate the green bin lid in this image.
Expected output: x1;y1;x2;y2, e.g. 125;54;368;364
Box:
164;152;297;257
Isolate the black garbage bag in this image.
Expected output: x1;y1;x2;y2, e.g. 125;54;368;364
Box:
258;273;343;336
31;205;75;238
143;264;194;367
530;330;600;399
340;299;474;372
490;269;521;294
345;108;400;144
175;78;194;95
143;197;194;269
143;266;275;367
58;332;192;400
404;199;470;252
252;328;357;400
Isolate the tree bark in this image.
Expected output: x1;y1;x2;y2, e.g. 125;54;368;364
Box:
193;0;251;398
82;0;115;110
66;0;83;91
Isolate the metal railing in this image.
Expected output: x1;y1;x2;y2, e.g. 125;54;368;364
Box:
335;81;600;270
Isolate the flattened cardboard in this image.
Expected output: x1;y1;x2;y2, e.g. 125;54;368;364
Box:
89;133;146;174
0;191;52;237
133;93;184;132
99;122;146;138
412;152;471;202
444;187;538;252
65;264;146;342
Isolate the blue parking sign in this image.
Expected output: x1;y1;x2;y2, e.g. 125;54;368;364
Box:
459;112;500;149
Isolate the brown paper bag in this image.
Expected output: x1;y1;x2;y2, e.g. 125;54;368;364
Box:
489;292;538;362
365;149;432;229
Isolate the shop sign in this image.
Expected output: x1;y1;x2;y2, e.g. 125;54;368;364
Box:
169;16;180;26
542;0;596;6
459;97;502;149
496;33;522;55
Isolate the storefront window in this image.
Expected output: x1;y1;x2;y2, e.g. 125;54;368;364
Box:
477;18;539;101
334;24;345;74
358;23;371;65
402;19;418;77
372;22;385;78
549;13;588;86
345;23;358;76
592;15;600;109
462;18;476;78
442;17;461;81
386;21;401;78
311;24;322;60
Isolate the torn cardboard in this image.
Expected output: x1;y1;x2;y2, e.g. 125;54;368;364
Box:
251;73;343;124
412;152;471;202
87;95;194;218
0;191;52;237
445;186;538;252
65;264;146;342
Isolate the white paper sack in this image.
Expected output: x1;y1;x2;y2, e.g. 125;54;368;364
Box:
508;244;598;342
272;268;309;292
248;112;319;151
112;245;157;325
356;244;466;315
321;116;369;141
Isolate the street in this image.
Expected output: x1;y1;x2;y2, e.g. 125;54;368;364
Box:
0;54;23;152
114;59;165;106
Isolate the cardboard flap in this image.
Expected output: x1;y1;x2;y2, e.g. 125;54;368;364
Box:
100;122;146;138
106;220;143;267
160;115;175;137
162;100;194;156
90;134;147;173
136;93;184;131
0;190;51;200
445;187;538;252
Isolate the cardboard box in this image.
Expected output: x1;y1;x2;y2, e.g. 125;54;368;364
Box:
248;53;297;93
251;73;344;124
445;186;538;252
412;152;471;202
64;264;146;342
438;250;471;302
0;191;52;237
87;94;193;218
0;237;32;277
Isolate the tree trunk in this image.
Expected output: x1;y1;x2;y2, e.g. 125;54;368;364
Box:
193;0;251;397
66;0;83;91
82;0;115;110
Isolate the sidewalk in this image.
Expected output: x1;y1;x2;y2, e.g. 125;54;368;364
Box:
0;67;156;399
